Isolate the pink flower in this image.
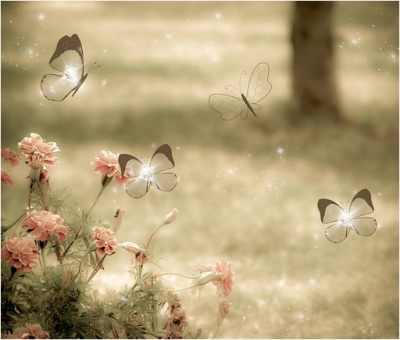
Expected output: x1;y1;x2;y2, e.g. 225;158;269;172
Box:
213;258;235;297
92;226;118;256
2;238;40;272
92;150;129;186
18;133;60;169
1;148;22;167
1;169;14;186
2;323;50;339
22;211;68;242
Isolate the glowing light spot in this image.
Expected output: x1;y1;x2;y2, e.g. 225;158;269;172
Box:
339;211;352;225
277;147;284;155
309;278;315;285
38;14;45;21
139;164;155;184
215;12;222;19
278;279;285;287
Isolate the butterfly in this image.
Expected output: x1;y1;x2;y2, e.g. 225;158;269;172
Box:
209;62;272;120
40;34;98;101
118;144;178;199
317;188;377;243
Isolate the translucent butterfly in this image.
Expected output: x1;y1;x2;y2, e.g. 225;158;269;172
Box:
118;144;178;199
317;188;377;243
40;34;98;101
209;62;272;120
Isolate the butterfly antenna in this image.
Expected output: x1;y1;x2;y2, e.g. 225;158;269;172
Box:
88;62;100;73
224;84;241;95
239;70;248;93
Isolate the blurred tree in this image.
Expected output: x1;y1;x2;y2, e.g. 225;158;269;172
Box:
290;2;342;122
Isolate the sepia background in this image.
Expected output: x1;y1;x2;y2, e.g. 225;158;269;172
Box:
1;1;399;338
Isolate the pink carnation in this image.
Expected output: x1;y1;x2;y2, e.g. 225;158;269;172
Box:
2;238;40;272
92;226;118;256
2;323;50;339
92;150;130;186
213;258;235;297
1;169;14;186
1;148;22;167
22;211;68;242
18;133;60;169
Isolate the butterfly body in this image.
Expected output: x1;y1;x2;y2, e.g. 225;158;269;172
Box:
317;188;377;243
209;62;272;120
118;144;178;199
41;34;95;101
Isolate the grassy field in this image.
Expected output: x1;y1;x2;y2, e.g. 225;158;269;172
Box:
1;2;399;338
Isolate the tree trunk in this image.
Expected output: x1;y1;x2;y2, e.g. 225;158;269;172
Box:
290;1;341;122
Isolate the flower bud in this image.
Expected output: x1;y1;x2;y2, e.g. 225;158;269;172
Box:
29;167;40;183
192;271;221;288
119;242;143;254
112;209;125;233
101;173;113;188
216;298;231;326
163;208;179;225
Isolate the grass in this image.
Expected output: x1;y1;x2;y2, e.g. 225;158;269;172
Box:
1;2;399;338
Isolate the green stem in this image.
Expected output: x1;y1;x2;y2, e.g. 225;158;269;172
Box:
87;254;107;283
61;185;105;260
145;222;166;252
1;210;27;234
193;289;201;335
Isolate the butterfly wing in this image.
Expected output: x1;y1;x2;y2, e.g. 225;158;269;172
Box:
49;34;84;74
150;144;175;173
209;94;249;120
349;189;377;237
317;198;349;243
245;62;272;106
150;144;178;192
118;154;150;199
40;74;87;101
151;173;178;192
41;34;86;101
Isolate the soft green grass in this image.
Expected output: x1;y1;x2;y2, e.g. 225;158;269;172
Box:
1;2;398;338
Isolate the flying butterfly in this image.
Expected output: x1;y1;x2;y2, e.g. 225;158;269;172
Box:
209;62;272;120
317;188;377;243
118;144;178;199
40;34;99;101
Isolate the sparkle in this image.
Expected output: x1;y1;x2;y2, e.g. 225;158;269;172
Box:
339;211;352;225
140;164;153;181
38;13;45;21
277;147;284;155
215;12;222;19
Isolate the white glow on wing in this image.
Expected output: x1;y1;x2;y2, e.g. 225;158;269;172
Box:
339;211;352;225
64;66;80;82
139;164;153;180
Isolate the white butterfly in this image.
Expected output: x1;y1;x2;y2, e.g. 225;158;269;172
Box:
118;144;178;199
40;34;98;101
317;188;377;243
209;62;272;120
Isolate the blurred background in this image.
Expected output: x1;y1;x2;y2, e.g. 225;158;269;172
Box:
1;1;398;338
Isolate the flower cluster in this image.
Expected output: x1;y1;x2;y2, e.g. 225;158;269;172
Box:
1;133;237;339
2;323;50;339
92;150;129;186
18;133;60;169
22;211;69;242
1;148;22;187
1;238;40;272
92;226;118;256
